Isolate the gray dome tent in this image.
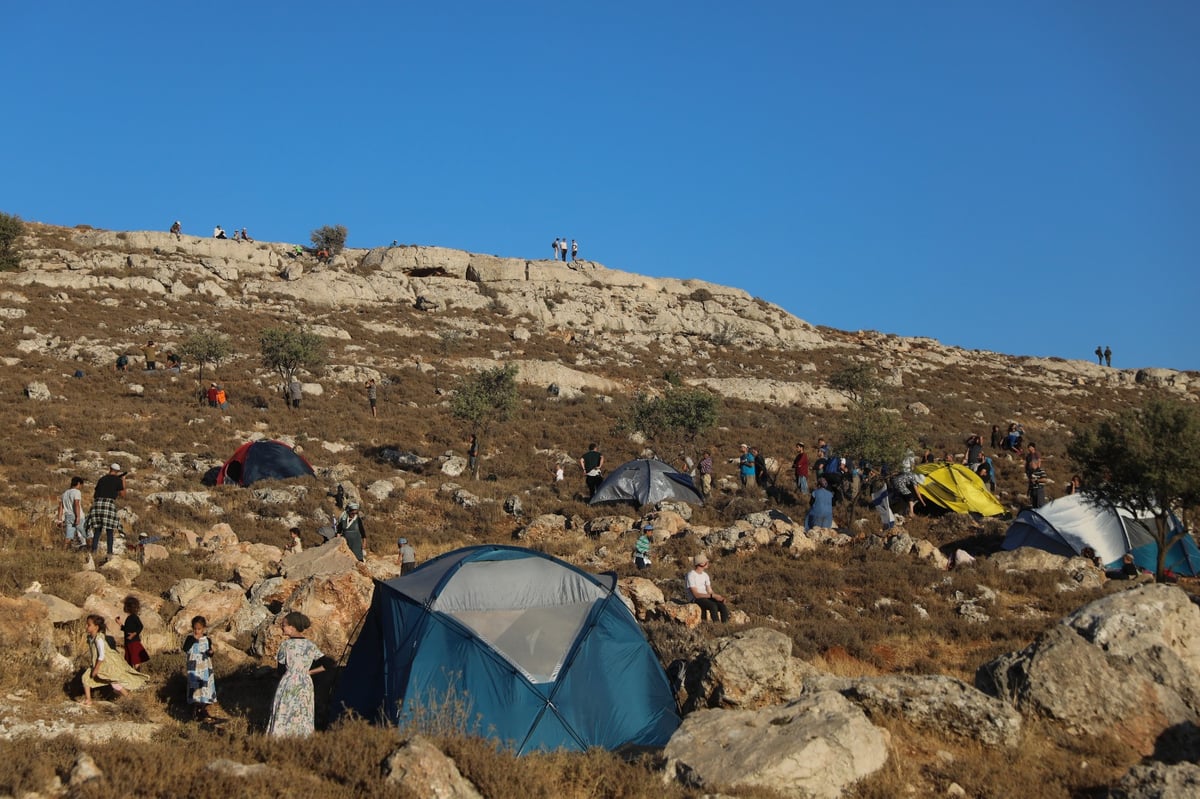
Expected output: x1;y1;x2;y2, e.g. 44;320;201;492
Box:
588;458;702;506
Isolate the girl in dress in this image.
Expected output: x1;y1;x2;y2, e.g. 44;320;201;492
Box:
267;612;326;737
82;614;147;705
182;616;216;721
118;595;150;670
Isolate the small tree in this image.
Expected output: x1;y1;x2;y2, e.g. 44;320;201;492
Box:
0;211;25;272
259;326;327;390
628;388;719;458
829;362;881;405
310;224;349;254
178;329;232;395
451;363;519;479
1067;397;1200;582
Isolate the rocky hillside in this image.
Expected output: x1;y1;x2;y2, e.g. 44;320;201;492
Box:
1;222;1198;799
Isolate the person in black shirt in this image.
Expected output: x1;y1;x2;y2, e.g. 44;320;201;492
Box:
90;464;126;556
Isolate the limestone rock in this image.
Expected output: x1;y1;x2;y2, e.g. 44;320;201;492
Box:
70;752;104;785
663;691;890;798
22;591;84;624
252;569;375;661
25;382;52;401
977;584;1200;755
171;586;248;635
168;577;218;607
205;758;276;779
839;674;1022;748
617;577;665;620
441;455;468;477
99;555;141;585
280;537;362;580
382;735;483;798
682;627;806;712
1106;761;1200;799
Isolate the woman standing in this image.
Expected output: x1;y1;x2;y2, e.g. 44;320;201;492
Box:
267;612;326;738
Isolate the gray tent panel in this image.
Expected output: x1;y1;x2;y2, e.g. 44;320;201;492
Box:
589;458;702;506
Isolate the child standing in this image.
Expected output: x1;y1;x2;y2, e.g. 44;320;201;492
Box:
82;614;147;705
267;612;326;738
182;616;217;721
118;595;151;670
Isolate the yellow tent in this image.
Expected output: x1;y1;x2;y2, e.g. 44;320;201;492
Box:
914;462;1006;517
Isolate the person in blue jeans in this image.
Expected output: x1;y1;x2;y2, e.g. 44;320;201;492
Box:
806;478;835;531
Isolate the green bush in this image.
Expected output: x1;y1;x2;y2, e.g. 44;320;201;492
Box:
0;211;24;272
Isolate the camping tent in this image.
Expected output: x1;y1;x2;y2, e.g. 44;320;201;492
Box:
332;545;681;754
914;462;1006;517
589;458;702;506
216;440;316;486
1002;492;1200;576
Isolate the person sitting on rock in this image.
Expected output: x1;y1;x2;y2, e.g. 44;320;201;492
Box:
686;554;728;622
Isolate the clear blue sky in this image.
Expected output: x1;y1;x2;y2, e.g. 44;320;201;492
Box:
5;1;1198;371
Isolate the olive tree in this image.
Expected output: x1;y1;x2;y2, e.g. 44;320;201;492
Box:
310;224;348;254
178;329;232;395
259;326;326;389
1068;397;1200;582
451;363;519;479
627;388;719;461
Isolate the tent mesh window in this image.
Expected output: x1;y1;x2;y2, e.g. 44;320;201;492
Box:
431;559;607;683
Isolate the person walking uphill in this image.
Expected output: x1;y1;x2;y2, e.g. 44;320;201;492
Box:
89;464;125;557
267;612;326;738
336;502;367;561
580;443;605;499
57;476;86;549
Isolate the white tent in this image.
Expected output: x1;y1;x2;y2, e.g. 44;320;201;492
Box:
1002;492;1200;576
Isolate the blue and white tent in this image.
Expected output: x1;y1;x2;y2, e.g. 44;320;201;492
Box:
332;545;680;753
1002;492;1200;576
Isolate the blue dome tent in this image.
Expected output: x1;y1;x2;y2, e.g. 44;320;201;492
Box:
332;545;680;754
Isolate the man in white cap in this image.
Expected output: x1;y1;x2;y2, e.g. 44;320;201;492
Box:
89;464;126;557
336;502;366;561
686;553;729;622
398;537;416;575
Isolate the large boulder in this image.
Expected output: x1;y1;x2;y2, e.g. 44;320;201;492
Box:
170;585;249;635
280;537;363;580
977;584;1200;755
617;576;665;621
251;569;375;662
681;627;807;712
22;591;84;625
663;691;890;798
838;674;1022;748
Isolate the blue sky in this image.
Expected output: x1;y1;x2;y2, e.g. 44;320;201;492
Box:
5;1;1198;370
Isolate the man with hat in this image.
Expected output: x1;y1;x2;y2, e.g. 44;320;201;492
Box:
398;537;416;575
686;554;729;623
90;464;126;557
336;502;367;561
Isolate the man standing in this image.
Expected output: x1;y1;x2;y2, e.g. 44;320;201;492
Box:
579;443;605;499
398;537;417;575
686;554;729;623
57;476;86;549
337;502;367;561
738;444;756;491
552;238;561;261
468;434;479;475
142;340;158;371
90;464;126;557
698;450;713;497
571;239;579;261
1025;442;1045;508
561;236;569;261
1095;345;1104;365
792;443;810;495
366;379;378;418
1104;346;1112;367
289;378;302;410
